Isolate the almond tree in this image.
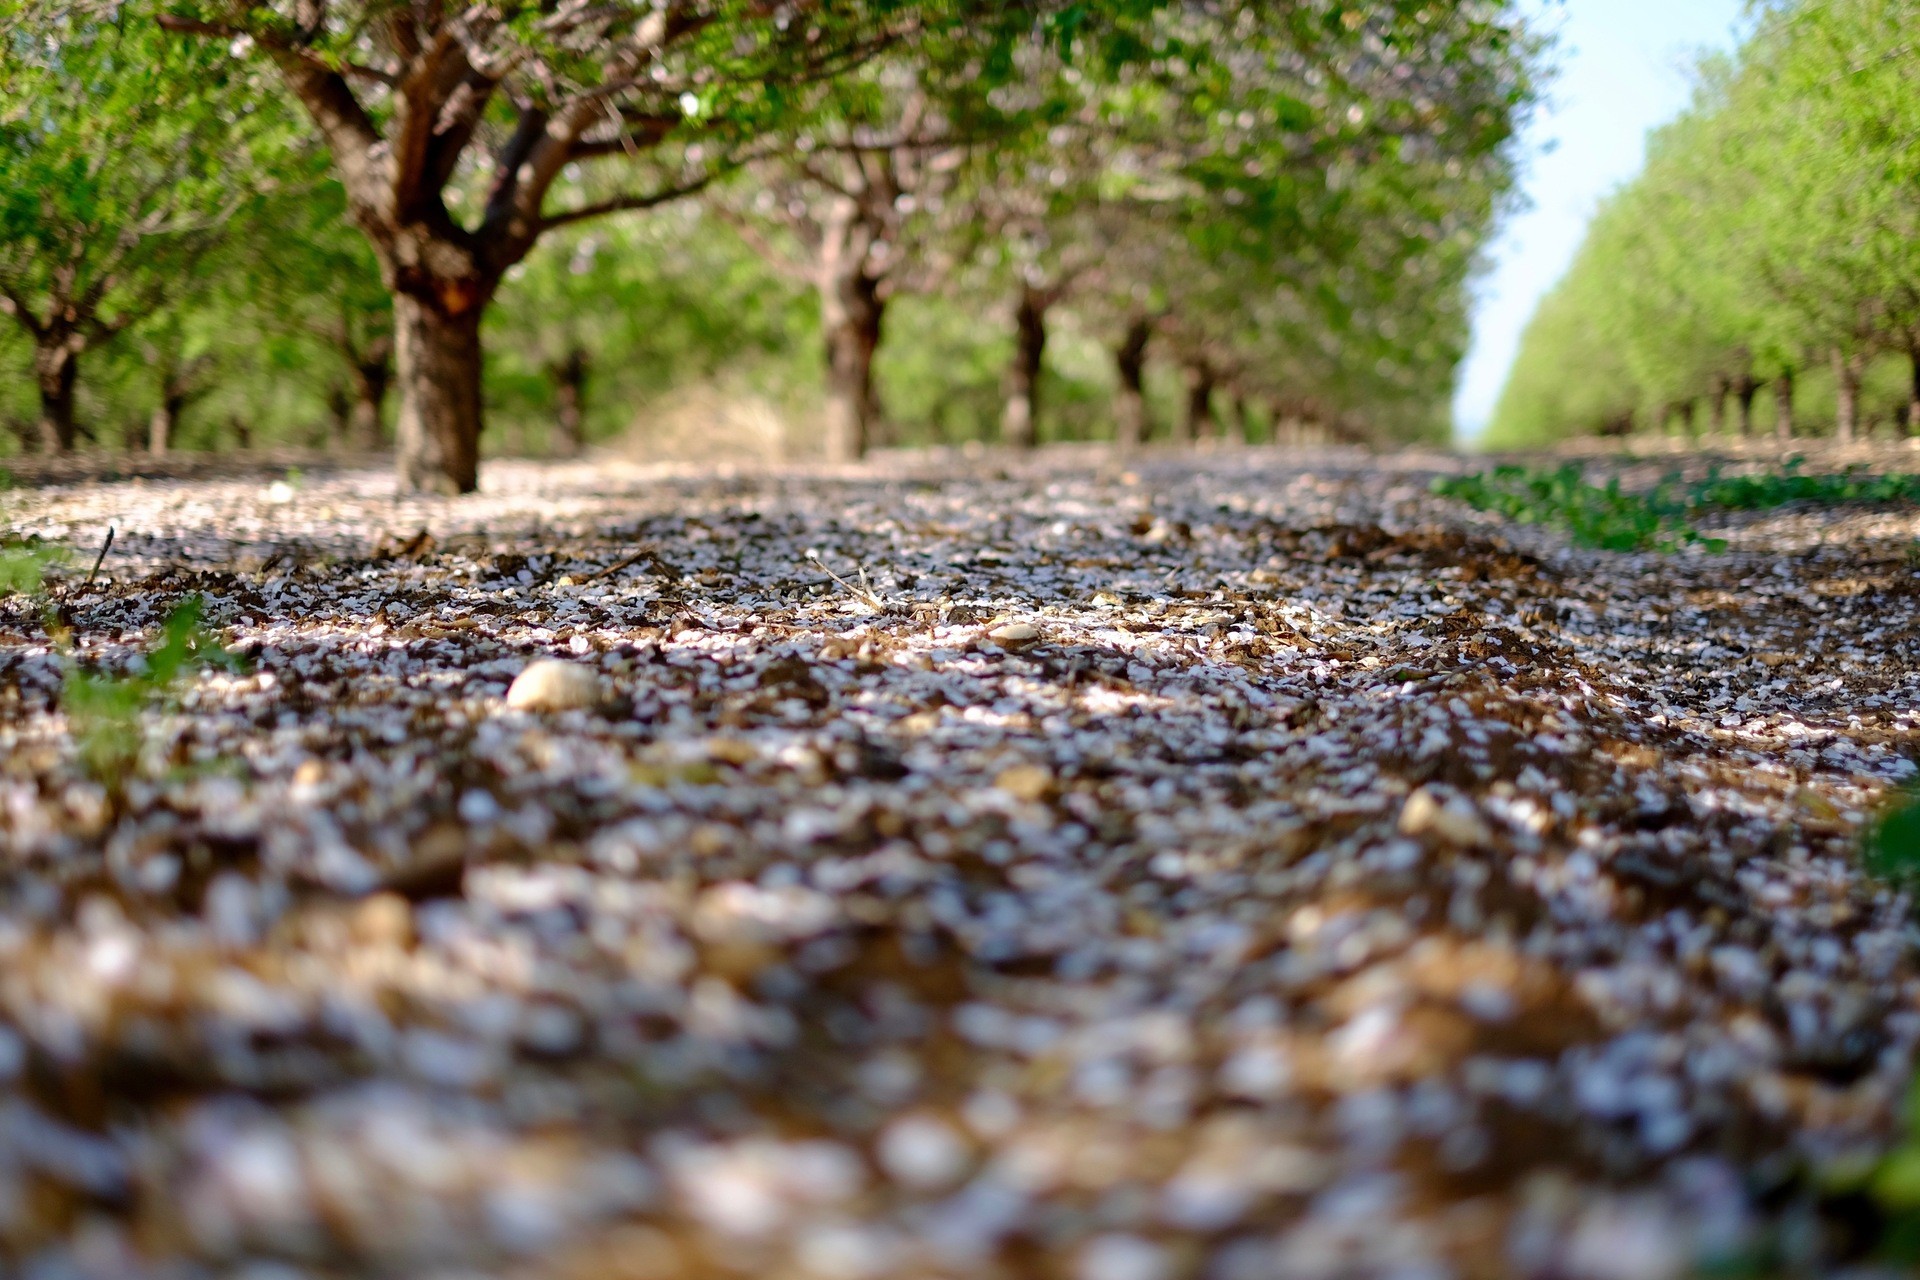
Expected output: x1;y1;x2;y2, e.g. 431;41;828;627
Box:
711;53;1039;461
0;3;281;452
161;0;1052;490
965;0;1539;449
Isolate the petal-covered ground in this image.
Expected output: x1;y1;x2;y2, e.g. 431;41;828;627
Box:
0;445;1916;1279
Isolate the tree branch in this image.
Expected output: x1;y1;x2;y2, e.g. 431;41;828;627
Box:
539;172;720;232
154;14;397;85
708;205;816;284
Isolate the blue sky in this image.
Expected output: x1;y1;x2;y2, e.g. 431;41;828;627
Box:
1452;0;1750;438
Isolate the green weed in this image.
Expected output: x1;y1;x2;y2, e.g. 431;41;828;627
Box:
1687;457;1920;511
1865;785;1920;882
1435;458;1920;553
63;596;244;783
1855;785;1920;1260
1431;464;1720;553
0;539;63;595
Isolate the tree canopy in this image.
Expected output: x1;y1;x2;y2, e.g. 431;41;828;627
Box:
1491;0;1920;448
0;0;1546;473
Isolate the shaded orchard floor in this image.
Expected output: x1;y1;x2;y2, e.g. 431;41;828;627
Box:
0;444;1916;1279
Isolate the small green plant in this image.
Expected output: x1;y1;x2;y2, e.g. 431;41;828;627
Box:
1431;464;1722;552
1858;784;1920;1260
0;538;65;596
1864;784;1920;883
63;596;244;782
1686;457;1920;512
1437;458;1920;553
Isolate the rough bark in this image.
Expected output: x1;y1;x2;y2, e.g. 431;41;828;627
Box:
1833;348;1861;444
394;292;486;495
1001;286;1048;450
821;270;885;464
1178;360;1215;446
34;340;79;453
1112;315;1151;450
1736;375;1759;437
550;347;589;457
1774;371;1795;441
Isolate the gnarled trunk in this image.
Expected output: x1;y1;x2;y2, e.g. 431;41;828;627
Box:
1774;371;1795;441
821;270;884;463
1112;315;1151;450
1002;286;1048;450
394;291;485;495
550;346;589;457
1833;347;1861;443
34;340;79;453
1177;360;1215;445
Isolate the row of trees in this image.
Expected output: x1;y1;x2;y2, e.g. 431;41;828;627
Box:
1491;0;1920;447
2;2;1542;492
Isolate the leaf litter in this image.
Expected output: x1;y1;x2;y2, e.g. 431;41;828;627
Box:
0;447;1915;1278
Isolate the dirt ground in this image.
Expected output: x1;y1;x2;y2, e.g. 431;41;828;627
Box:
0;443;1916;1279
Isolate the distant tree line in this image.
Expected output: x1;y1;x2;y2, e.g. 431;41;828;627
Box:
1491;0;1920;449
0;1;1541;493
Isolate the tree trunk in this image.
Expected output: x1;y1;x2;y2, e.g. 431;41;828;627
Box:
1735;376;1758;437
821;270;884;463
148;394;185;454
1269;398;1294;446
1708;375;1729;436
394;291;485;494
1002;285;1048;450
326;384;352;448
550;347;589;457
1833;347;1861;444
1113;315;1151;450
34;340;79;453
1178;360;1215;445
1774;371;1795;441
1676;400;1696;440
1909;347;1920;436
351;358;390;450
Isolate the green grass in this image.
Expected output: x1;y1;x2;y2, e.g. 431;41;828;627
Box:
1434;457;1920;552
